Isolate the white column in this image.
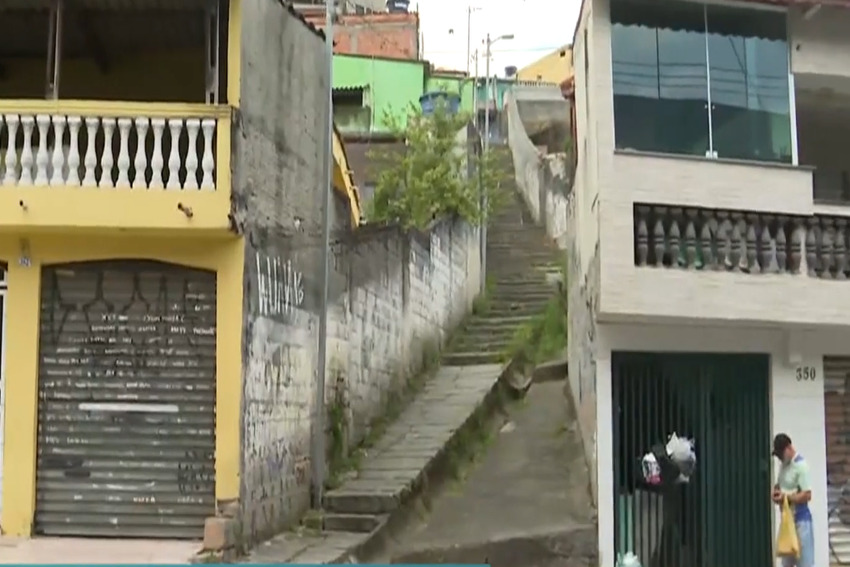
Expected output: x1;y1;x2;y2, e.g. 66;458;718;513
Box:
99;118;116;188
66;116;82;186
200;118;216;190
49;115;66;185
115;118;132;188
166;119;183;189
34;115;50;186
132;117;149;189
82;117;99;187
19;116;35;186
149;118;165;189
2;115;19;186
184;118;200;190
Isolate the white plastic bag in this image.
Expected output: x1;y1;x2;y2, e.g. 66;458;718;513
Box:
641;452;661;485
666;432;696;483
617;552;642;567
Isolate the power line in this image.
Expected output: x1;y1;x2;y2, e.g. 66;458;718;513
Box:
424;45;567;54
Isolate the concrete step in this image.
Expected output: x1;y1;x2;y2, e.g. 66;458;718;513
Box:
442;351;504;365
489;290;554;301
322;365;503;517
465;315;536;329
484;304;545;318
487;298;551;311
323;489;400;515
449;338;513;353
323;512;383;533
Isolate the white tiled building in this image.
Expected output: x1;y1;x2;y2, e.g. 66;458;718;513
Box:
568;0;850;565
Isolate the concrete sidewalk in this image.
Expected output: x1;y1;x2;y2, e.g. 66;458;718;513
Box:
0;536;197;564
387;380;597;567
240;363;505;564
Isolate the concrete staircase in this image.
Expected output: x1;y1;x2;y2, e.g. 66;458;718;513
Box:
241;151;568;565
442;191;564;367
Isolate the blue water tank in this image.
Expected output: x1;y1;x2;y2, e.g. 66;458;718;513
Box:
505;65;518;78
419;91;461;115
386;0;409;12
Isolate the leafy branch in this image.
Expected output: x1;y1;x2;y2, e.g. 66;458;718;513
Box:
366;102;510;230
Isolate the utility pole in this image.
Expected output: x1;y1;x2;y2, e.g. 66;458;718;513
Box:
480;32;512;295
466;6;472;76
481;33;491;296
313;0;334;511
484;33;491;151
471;49;479;127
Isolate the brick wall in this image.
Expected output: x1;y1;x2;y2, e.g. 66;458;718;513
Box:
305;12;420;59
231;2;478;545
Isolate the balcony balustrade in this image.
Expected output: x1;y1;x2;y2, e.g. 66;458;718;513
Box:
634;204;850;279
0;101;231;232
0;103;225;191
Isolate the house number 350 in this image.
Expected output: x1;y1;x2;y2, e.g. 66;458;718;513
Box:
796;366;816;381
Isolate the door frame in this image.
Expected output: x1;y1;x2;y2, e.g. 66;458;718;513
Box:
0;266;6;519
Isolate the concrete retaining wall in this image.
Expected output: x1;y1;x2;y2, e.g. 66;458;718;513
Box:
505;92;571;248
230;2;481;543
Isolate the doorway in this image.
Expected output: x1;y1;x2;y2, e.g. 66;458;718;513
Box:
611;352;773;567
0;265;6;519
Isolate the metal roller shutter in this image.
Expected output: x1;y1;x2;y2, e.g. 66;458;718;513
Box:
35;260;217;538
825;357;850;563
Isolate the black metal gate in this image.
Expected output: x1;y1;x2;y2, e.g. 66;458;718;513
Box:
35;260;217;538
612;352;772;567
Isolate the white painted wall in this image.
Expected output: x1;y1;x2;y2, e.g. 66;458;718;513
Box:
789;6;850;78
595;322;831;567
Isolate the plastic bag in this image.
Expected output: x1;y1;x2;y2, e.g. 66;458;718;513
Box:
616;552;642;567
777;496;800;558
666;432;695;462
641;453;661;485
666;432;696;482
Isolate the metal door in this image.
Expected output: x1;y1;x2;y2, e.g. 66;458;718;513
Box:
612;352;772;567
35;260;217;538
824;357;850;562
0;265;6;518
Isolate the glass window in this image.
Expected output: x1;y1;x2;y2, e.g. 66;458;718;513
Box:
707;6;792;163
610;0;792;164
611;0;709;156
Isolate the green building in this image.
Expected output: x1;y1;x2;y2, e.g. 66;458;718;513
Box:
333;54;428;133
425;73;474;115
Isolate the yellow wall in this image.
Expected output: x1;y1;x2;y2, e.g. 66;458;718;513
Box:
517;45;574;84
0;50;206;102
0;233;244;536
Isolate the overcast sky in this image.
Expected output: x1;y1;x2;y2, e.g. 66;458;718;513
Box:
418;0;582;77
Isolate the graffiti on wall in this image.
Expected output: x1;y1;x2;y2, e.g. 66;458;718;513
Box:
255;253;305;319
37;261;217;530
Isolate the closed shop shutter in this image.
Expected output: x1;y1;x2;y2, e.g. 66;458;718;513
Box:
825;357;850;562
35;260;217;538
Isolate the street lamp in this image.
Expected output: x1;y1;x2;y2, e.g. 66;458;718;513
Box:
484;33;513;150
478;32;512;295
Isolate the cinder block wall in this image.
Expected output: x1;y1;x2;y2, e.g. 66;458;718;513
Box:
230;2;481;545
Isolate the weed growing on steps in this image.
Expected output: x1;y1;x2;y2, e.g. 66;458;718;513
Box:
471;276;497;316
500;266;568;365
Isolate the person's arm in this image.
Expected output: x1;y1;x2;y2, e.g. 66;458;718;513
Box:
789;462;813;504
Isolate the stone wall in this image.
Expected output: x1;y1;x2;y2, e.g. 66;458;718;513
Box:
505;91;571;247
230;2;480;545
566;194;599;506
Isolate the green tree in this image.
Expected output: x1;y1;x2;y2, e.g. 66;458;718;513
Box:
366;102;509;230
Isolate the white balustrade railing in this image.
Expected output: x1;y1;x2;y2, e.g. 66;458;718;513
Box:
0;111;220;190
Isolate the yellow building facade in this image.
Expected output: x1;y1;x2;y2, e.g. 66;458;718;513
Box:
0;0;358;539
517;44;574;84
